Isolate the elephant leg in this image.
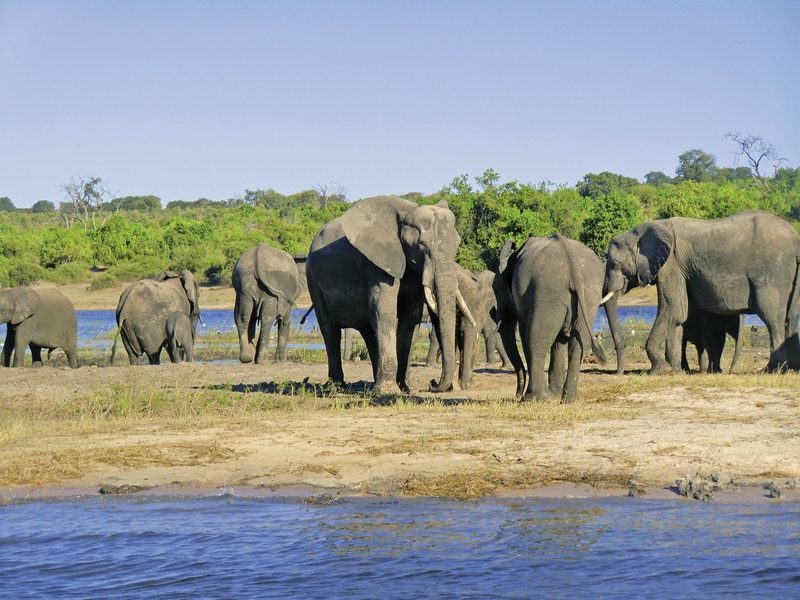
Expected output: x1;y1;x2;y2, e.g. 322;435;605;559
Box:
665;322;682;373
30;344;43;366
425;326;439;367
523;311;561;402
494;331;511;368
548;337;568;397
396;300;421;393
680;335;691;372
369;281;400;395
12;328;30;367
319;320;345;385
754;288;789;371
343;328;353;361
65;343;78;368
276;308;291;362
562;334;585;402
359;327;380;382
166;341;180;364
3;327;16;367
604;294;625;375
458;324;477;391
256;301;277;365
482;320;496;365
148;351;161;365
234;294;257;363
121;335;139;365
645;314;672;375
499;318;525;399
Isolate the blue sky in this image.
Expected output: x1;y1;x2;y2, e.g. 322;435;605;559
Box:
1;0;798;207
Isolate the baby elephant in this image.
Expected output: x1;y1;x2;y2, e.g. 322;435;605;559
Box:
165;312;194;363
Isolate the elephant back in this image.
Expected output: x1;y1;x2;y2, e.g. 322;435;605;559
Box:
253;244;301;305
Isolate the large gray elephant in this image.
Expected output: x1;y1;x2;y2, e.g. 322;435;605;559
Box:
425;272;511;370
603;211;800;373
494;235;605;402
232;244;304;364
681;310;743;374
0;287;78;368
113;270;200;365
306;195;474;394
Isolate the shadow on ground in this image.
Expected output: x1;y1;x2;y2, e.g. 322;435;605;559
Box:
201;379;474;407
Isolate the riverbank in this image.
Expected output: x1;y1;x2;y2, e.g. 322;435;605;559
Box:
36;281;659;311
2;359;798;502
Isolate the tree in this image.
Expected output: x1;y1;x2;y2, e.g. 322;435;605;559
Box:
726;132;787;180
676;149;718;182
644;171;672;187
0;197;15;211
576;172;639;199
313;182;348;207
579;194;644;257
107;195;162;213
60;176;113;229
31;200;56;213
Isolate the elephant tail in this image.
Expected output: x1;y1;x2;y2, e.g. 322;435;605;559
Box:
108;326;121;366
299;305;315;326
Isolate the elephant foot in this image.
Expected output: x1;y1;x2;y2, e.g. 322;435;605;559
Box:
428;378;453;393
239;353;254;364
648;361;672;376
523;390;549;403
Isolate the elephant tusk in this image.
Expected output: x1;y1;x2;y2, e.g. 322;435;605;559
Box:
424;286;438;315
456;289;477;328
599;291;615;305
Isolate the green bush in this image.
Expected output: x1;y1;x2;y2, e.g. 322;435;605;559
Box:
44;261;92;284
2;258;47;286
89;272;119;290
106;256;167;281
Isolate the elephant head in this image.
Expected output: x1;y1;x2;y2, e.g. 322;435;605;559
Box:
0;287;40;325
604;221;674;296
340;196;474;392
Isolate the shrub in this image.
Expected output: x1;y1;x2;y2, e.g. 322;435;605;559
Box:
44;261;92;284
89;272;119;290
106;256;167;281
3;258;47;286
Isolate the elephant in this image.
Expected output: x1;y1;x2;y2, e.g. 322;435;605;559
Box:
0;287;78;368
232;244;304;364
112;270;200;365
165;312;195;363
494;235;605;402
453;267;499;389
424;276;511;370
603;210;800;374
681;310;743;374
306;195;475;394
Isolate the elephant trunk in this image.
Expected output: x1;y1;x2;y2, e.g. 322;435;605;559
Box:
428;261;458;393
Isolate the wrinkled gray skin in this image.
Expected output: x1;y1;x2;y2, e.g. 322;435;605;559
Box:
307;196;470;394
494;235;604;402
0;287;78;368
165;312;195;363
604;211;800;373
681;310;743;374
232;244;304;364
114;270;200;365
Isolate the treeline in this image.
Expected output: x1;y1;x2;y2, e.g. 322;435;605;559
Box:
1;149;799;288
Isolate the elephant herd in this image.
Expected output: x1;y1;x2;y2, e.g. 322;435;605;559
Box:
2;197;799;403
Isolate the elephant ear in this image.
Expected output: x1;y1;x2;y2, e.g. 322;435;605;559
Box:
155;270;180;282
497;239;517;277
636;223;674;285
11;288;40;325
255;247;299;305
179;270;200;313
340;196;406;279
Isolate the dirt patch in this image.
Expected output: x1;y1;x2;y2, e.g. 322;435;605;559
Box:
1;358;798;499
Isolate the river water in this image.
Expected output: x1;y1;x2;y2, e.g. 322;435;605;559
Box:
1;495;797;598
0;307;768;353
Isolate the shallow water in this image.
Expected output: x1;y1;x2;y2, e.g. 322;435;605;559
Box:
1;495;797;598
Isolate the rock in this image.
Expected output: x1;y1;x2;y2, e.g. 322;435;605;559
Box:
98;484;151;495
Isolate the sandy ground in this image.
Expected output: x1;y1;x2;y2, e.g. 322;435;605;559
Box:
2;357;798;502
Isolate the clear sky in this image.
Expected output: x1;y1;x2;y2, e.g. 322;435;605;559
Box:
1;0;798;207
